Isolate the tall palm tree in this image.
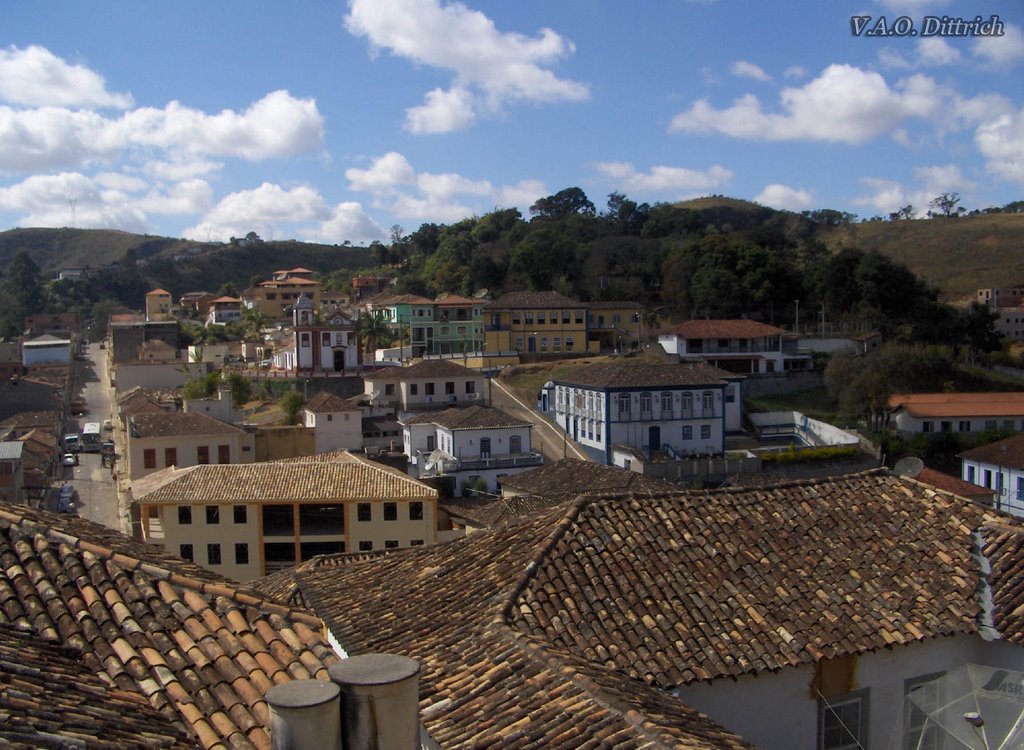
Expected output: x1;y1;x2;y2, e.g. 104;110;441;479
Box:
354;313;391;361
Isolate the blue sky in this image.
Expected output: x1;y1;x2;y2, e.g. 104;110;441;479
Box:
0;0;1021;245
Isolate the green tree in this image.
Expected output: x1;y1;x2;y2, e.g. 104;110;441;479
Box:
353;313;392;359
928;192;964;217
508;228;580;290
529;187;595;220
280;390;305;425
227;372;253;406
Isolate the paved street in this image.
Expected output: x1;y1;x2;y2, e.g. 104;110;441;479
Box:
486;376;589;463
64;343;122;531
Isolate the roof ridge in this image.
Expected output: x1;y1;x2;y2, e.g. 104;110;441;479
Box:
0;507;325;628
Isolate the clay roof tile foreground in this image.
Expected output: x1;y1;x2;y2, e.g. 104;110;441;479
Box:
255;470;1024;750
0;505;338;749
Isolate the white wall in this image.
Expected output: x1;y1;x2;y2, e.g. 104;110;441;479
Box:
113;362;206;392
304;409;362;453
750;411;860;448
680;634;1024;750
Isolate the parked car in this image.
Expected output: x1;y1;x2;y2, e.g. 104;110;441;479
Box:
62;452;79;466
102;419;112;431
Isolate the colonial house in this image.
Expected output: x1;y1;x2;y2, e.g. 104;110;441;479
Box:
242;272;322;320
888;392;1024;435
125;411;254;481
255;470;1024;750
544;361;744;464
484;290;593;355
132;451;437;580
588;300;642;351
960;432;1024;516
205;295;242;325
144;288;172;320
432;294;485;355
21;334;72;367
362;293;436;358
401;405;542;495
302;391;363;453
272;294;359;374
658;319;809;374
0;502;337;748
363;359;485;412
177;290;216;317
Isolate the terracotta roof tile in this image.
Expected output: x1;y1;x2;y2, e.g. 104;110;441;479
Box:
889;391;1024;418
553;361;734;389
959;431;1024;466
131;412;244;438
364;359;480;381
660;320;785;338
403;405;529;430
0;504;337;749
257;470;1024;750
303;391;361;413
485;290;584;310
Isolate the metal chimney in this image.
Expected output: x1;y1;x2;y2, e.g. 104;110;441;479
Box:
265;679;342;750
328;653;421;750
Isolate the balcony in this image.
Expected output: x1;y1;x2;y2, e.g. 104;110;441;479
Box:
416;450;543;477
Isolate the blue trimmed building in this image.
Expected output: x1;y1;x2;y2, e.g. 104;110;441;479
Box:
542;361;743;464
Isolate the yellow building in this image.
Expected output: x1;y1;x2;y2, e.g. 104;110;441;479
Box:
125;411;254;481
133;451;438;580
484;291;597;355
144;288;173;321
242;275;322;320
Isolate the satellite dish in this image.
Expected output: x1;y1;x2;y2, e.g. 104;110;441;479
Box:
894;456;925;478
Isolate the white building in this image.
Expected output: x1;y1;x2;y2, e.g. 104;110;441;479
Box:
273;294;359;374
205;296;242;326
364;359;485;412
402;405;542;495
544;361;743;464
302;391;363;453
960;432;1024;516
21;334;72;366
889;392;1024;435
658;319;808;374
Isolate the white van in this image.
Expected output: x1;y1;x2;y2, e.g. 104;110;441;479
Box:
63;434;81;452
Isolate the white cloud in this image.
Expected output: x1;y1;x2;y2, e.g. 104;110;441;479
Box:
916;38;961;66
0;171;149;231
874;0;950;11
973;23;1024;67
783;66;806;79
416;171;491;199
346;0;588;133
0;90;324;173
853;177;915;215
976;110;1024;185
669;64;943;144
142;155;223;182
731;60;771;82
853;165;972;215
137;179;214;216
754;184;814;211
345;152;417;192
494;179;547;209
877;49;913;70
592;161;732;195
308;203;385;245
0;45;132;108
405;86;477;134
93;172;149;193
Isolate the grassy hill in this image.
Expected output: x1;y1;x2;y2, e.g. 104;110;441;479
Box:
820;213;1024;299
0;228;204;274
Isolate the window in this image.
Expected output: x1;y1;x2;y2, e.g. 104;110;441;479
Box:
904;674;942;750
575;311;583;324
300;333;310;347
425;382;435;396
553;337;562;351
359;540;373;552
682;426;693;440
262;504;294;536
144;449;156;469
922;421;933;433
409;502;424;520
959;421;971;432
384;502;397;521
322;332;330;346
538;312;546;324
512;312;521;324
1018;476;1024;501
357;503;371;522
510;435;522;453
179;544;193;561
197;446;210;465
702;391;714;410
426;435;436;451
515;337;524;350
385;384;395;396
618;394;631;418
410;384;418;395
164;447;177;467
1004;420;1015;431
941;421;951;432
218;444;230;463
235;543;249;565
233;505;247;524
524;312;533;324
700;425;711;439
466;381;475;394
411;539;424;546
640;393;652;416
985;420;997;431
385;540;399;549
178;506;192;525
480;438;491;458
540;337;548;352
984;469;993;488
205;506;219;524
967;465;976;483
818;689;867;750
661;392;672;415
445;381;455;395
565;336;574;351
207;544;222;566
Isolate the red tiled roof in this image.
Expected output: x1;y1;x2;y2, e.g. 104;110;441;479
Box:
304;391;361;413
485;290;584;309
889;392;1024;418
402;405;528;430
256;470;1022;749
660;319;785;338
553;361;734;389
916;466;995;498
0;504;337;749
364;359;479;381
131;411;244;438
959;431;1024;466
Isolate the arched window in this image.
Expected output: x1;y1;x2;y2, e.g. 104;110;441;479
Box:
510;435;522;454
